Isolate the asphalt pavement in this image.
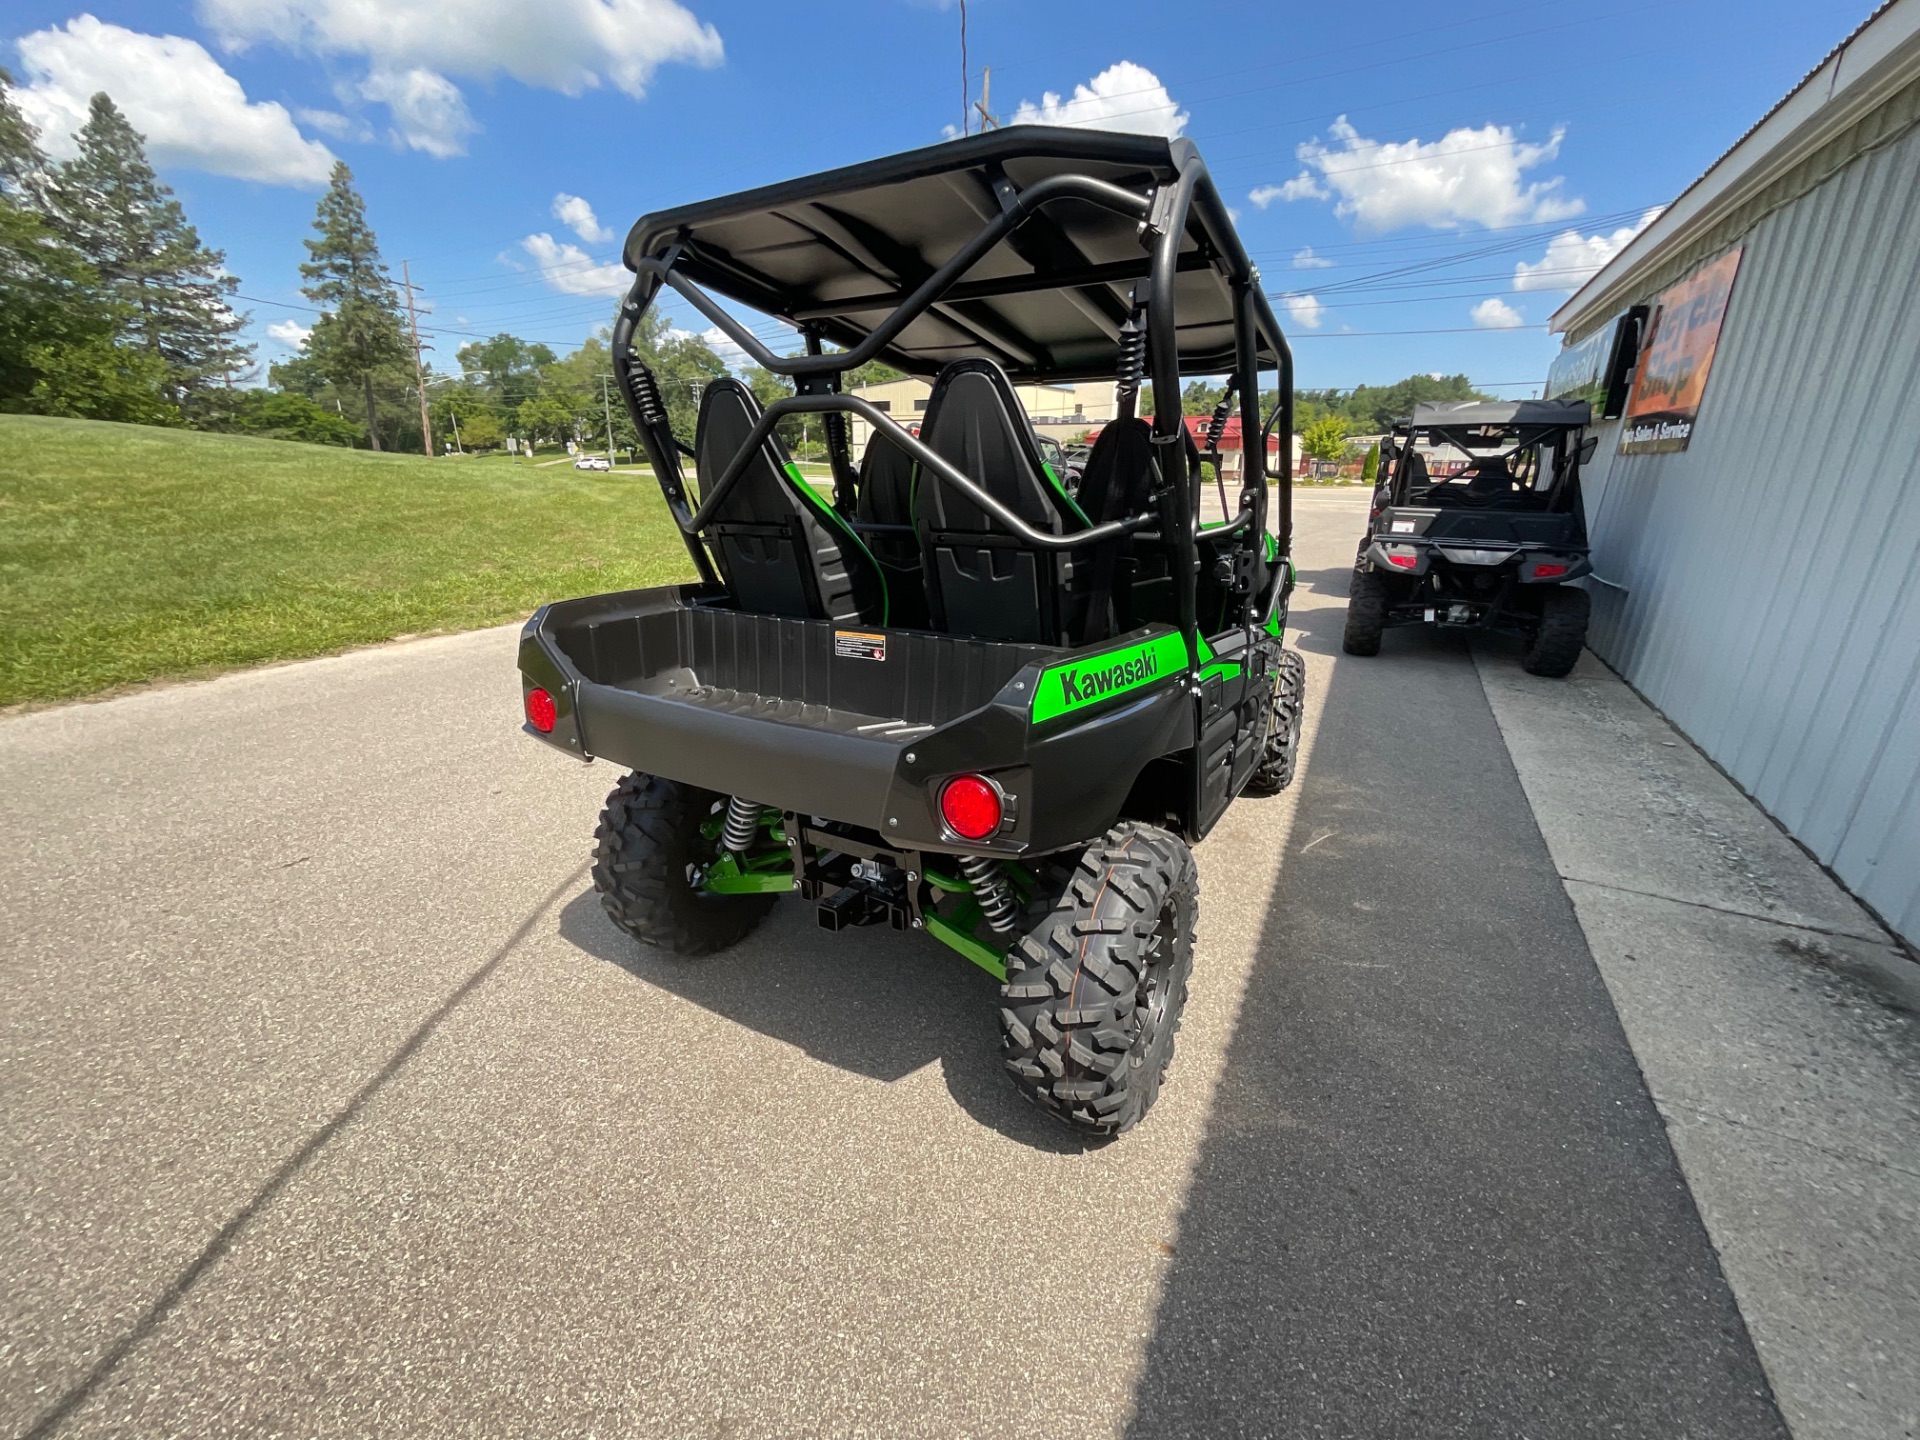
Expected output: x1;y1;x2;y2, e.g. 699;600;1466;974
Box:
0;490;1784;1438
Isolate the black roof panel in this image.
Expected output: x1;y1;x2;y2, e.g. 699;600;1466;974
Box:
622;127;1258;383
1410;399;1592;428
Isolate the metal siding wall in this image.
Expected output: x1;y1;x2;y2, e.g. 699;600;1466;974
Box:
1582;122;1920;945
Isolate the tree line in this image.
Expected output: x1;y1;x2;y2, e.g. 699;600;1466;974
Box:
0;68;752;456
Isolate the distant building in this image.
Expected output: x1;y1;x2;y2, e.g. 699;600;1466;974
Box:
1081;414;1295;482
847;377;1116;452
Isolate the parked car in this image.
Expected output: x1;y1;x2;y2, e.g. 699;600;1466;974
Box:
574;455;612;471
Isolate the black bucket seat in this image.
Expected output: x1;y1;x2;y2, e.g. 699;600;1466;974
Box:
853;429;929;630
1068;417;1160;642
912;359;1087;644
693;378;886;625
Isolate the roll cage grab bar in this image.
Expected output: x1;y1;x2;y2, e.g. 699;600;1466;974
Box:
608;153;1296;638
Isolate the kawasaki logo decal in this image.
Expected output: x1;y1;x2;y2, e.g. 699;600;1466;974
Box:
1031;630;1189;723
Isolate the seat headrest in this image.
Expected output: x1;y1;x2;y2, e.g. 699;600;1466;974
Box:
694;377;796;518
917;358;1084;532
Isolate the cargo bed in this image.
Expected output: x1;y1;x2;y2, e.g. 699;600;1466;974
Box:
517;585;1196;855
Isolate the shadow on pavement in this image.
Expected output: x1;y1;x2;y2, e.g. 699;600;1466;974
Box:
1121;610;1789;1437
557;889;1094;1153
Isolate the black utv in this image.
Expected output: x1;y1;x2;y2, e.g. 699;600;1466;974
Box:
516;129;1307;1136
1343;399;1597;677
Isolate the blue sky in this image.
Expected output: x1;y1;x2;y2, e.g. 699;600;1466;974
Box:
4;0;1874;394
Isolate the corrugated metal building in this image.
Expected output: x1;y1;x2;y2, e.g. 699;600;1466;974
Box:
1550;0;1920;946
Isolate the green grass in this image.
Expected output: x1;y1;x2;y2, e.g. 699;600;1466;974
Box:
0;415;694;707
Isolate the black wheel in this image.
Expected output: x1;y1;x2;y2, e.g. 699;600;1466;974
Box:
999;823;1198;1136
1246;648;1306;794
1343;567;1389;655
592;772;777;955
1522;585;1591;678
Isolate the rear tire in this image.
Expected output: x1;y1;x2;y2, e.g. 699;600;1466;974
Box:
1246;648;1306;794
1343;567;1389;656
999;823;1198;1137
592;772;777;956
1522;585;1591;678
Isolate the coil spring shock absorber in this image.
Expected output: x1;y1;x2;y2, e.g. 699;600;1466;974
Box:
625;360;669;429
1115;306;1147;410
960;854;1019;934
1206;387;1236;451
720;795;761;855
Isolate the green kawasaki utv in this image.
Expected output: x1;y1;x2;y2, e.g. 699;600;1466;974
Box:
517;129;1306;1136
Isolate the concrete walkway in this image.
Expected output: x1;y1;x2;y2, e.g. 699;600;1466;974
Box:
1477;643;1920;1440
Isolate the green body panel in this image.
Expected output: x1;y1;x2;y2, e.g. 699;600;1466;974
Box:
1031;628;1190;724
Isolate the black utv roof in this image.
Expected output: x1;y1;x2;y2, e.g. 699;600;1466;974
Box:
1408;399;1592;428
622;127;1266;384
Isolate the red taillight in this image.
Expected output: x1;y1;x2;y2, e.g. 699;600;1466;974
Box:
939;774;1003;840
1385;552;1418;570
1533;563;1570;580
525;687;557;733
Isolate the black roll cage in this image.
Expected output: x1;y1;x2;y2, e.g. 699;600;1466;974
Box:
607;144;1294;659
1384;420;1592;512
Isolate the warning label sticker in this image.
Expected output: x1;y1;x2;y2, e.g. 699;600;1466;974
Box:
834;630;887;661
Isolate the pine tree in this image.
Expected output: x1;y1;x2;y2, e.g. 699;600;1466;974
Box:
42;93;252;403
0;69;156;415
0;64;46;198
298;162;409;450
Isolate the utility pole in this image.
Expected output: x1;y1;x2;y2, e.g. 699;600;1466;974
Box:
401;259;434;457
958;0;969;136
600;373;616;463
974;67;999;130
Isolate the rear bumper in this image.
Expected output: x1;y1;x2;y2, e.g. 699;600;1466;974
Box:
1364;538;1591;583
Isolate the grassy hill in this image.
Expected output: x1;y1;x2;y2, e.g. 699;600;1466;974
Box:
0;415;694;707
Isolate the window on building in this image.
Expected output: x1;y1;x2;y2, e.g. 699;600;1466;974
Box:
913;399;929;412
872;400;891;412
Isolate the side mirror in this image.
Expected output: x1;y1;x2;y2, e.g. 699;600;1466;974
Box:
1578;435;1599;464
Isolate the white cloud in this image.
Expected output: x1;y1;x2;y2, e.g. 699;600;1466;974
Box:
1259;115;1583;232
1283;294;1324;330
553;193;613;244
520;232;628;296
267;319;313;347
1513;207;1664;292
1471;297;1525;329
12;16;335;186
664;324;752;372
699;325;751;372
296;107;372;141
198;0;723;158
1009;62;1187;139
357;66;475;157
1251;175;1325;208
1291;246;1335;270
